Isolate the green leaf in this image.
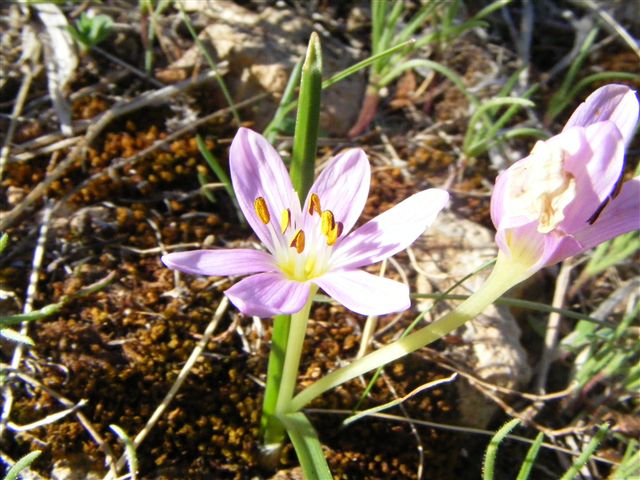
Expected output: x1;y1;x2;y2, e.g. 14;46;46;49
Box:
110;424;138;480
483;419;520;480
0;232;8;254
516;432;544;480
1;302;63;327
279;412;332;480
290;33;322;202
559;424;609;480
3;451;42;480
0;328;35;346
264;60;303;143
178;5;240;123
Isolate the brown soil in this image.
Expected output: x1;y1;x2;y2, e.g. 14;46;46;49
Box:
1;1;638;479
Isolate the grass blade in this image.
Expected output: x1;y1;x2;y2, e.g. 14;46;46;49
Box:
110;424;138;480
3;451;42;480
559;424;609;480
279;412;332;480
483;418;520;480
516;432;545;480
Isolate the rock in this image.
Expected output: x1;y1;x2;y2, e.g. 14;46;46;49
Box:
170;1;365;136
414;212;532;428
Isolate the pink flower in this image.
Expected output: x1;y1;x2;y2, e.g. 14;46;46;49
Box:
491;84;640;272
163;128;449;317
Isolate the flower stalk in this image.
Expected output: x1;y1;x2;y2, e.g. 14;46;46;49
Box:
275;286;318;415
288;251;530;411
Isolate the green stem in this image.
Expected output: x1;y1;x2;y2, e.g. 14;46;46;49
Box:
276;286;318;415
260;314;292;452
289;252;531;411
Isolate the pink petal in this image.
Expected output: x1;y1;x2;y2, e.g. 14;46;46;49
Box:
490;165;533;231
225;272;311;317
564;84;639;147
573;176;640;251
330;189;449;269
315;269;410;316
303;148;370;235
495;222;582;271
561;123;625;233
162;249;276;276
230;128;301;252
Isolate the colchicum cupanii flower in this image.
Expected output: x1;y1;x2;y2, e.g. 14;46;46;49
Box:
163;128;449;317
491;84;640;273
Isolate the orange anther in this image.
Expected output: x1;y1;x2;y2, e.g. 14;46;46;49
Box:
254;197;270;224
290;229;306;253
309;193;322;216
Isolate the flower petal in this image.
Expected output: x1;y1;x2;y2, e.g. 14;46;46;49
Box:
225;272;310;317
497;221;582;271
303;148;370;235
330;189;449;269
573;176;640;250
315;269;410;316
561;122;625;233
563;84;639;147
230;128;301;251
162;249;276;276
490;165;518;230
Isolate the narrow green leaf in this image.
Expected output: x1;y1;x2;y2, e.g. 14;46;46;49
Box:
1;272;115;327
267;40;415;128
322;40;414;90
483;419;520;480
1;302;63;327
4;451;41;480
559;424;609;480
110;424;138;480
264;60;303;142
516;432;545;480
196;136;233;198
178;6;240;123
279;412;332;480
290;32;322;202
0;328;35;346
0;232;9;254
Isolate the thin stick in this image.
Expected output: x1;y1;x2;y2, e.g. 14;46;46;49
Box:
0;63;41;180
305;408;618;466
535;260;574;394
92;46;165;88
0;201;52;437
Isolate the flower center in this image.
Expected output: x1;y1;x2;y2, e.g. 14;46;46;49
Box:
507;141;577;234
254;193;343;281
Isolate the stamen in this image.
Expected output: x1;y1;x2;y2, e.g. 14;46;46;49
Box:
290;229;305;254
254;197;270;224
309;193;322;216
280;208;291;234
320;210;335;235
326;221;343;246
